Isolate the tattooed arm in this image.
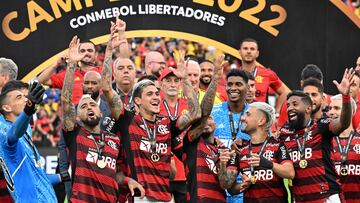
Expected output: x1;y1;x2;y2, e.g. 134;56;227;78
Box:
102;23;124;119
174;51;201;131
218;150;238;189
200;55;225;117
61;36;84;131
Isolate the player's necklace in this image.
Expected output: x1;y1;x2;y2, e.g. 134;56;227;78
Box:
295;119;312;169
163;99;179;121
248;136;270;184
335;131;355;176
141;117;159;162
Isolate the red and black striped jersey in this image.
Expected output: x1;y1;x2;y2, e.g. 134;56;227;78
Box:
183;133;226;203
279;118;340;203
331;132;360;203
228;137;290;203
0;173;13;203
117;110;182;202
63;125;121;203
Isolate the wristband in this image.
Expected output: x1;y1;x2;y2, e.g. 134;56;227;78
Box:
124;177;130;185
260;156;274;169
342;95;351;103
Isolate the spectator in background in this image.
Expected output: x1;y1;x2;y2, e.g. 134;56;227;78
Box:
356;56;360;71
186;59;223;104
199;60;227;101
0;58;18;92
144;51;166;77
34;108;56;147
112;58;136;107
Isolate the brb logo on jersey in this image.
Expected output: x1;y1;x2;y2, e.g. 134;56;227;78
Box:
140;139;168;154
244;169;273;181
86;151;116;170
289;148;313;162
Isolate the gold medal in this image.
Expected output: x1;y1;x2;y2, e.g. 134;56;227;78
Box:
299;159;308;169
97;158;106;168
340;166;348;176
250;176;256;184
151;153;160;162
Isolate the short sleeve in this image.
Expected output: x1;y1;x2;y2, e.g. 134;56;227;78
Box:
50;70;66;89
268;69;283;91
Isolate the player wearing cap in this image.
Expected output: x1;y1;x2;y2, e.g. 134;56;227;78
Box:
279;68;355;203
328;94;360;203
218;102;294;203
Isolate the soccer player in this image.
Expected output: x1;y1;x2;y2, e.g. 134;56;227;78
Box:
183;55;227;202
328;94;360;203
101;35;201;202
211;68;250;202
218;102;294;203
238;38;289;113
61;35;144;202
0;81;59;202
279;68;355;202
302;78;327;121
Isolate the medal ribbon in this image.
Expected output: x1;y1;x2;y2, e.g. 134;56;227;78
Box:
249;136;270;177
88;132;105;158
335;131;355;166
163;99;179;121
141;117;157;155
295;120;312;160
228;110;244;141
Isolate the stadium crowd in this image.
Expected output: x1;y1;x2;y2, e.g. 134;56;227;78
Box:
0;17;359;203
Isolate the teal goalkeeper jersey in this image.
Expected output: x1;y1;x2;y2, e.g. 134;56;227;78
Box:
0;113;57;202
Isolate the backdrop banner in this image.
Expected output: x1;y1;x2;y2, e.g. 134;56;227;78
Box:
0;0;359;92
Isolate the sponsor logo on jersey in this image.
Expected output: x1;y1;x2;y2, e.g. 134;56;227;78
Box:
140;139;168;154
85;151;116;170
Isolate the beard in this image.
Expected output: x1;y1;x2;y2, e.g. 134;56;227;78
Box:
289;111;306;131
152;69;161;78
200;77;211;86
83;90;100;100
311;103;321;115
82;116;100;127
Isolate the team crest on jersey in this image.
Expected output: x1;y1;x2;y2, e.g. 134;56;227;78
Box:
205;156;218;174
255;76;263;83
107;140;118;150
353;144;360;154
262;150;274;161
157;125;169;134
